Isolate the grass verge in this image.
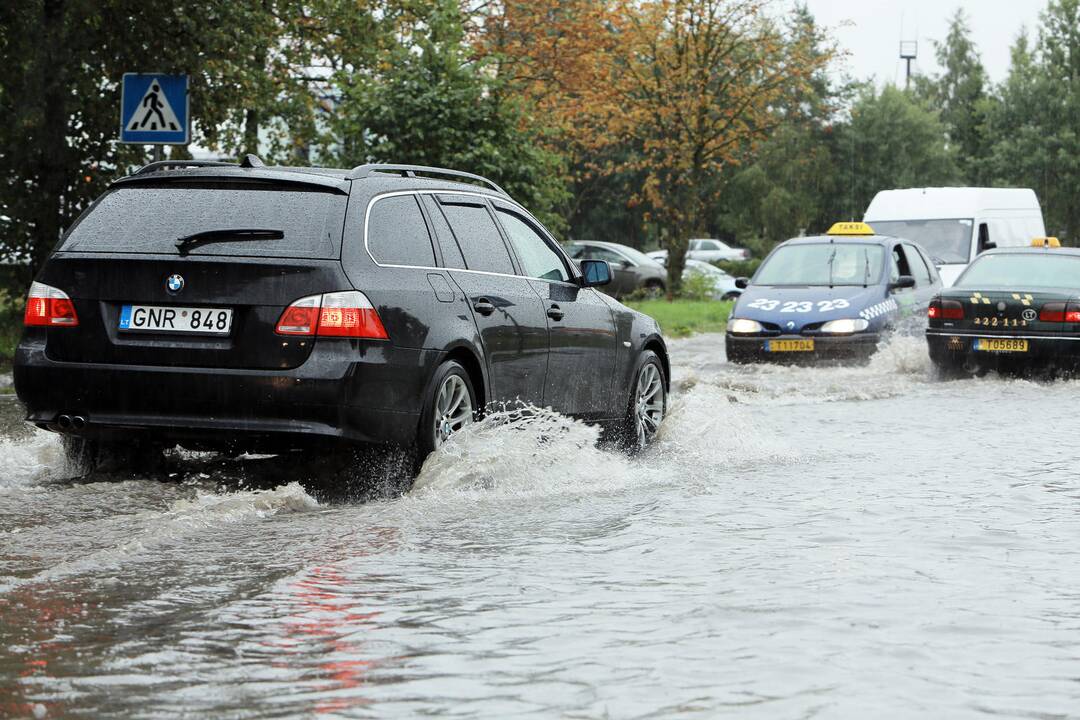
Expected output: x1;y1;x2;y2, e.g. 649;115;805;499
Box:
0;291;21;375
624;298;733;338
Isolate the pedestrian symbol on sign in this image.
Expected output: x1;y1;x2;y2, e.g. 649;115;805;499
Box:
128;81;181;132
119;74;189;145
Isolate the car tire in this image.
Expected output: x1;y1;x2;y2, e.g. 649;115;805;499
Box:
621;350;667;454
644;280;665;298
417;360;478;463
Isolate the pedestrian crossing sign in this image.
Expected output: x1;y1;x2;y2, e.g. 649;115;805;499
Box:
120;74;189;145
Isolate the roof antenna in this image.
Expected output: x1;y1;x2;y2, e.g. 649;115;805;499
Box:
240;154;265;168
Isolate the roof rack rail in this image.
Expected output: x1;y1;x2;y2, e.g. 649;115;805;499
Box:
348;164;508;197
134;159;236;176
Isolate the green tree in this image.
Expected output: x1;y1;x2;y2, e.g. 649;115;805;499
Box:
836;84;960;218
984;0;1080;241
717;4;845;249
324;0;569;233
916;9;990;183
0;0;294;282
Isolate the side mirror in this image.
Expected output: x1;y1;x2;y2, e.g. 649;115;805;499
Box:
579;259;612;287
980;241;997;252
890;275;916;290
735;277;749;289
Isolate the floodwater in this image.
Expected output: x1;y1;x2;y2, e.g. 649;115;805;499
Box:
2;335;1080;719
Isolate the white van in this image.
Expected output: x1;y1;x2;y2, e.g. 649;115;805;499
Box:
863;188;1046;286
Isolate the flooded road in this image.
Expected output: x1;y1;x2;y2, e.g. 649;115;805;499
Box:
3;335;1080;718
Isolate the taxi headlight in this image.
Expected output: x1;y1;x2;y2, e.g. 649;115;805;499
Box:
729;318;764;334
820;318;869;334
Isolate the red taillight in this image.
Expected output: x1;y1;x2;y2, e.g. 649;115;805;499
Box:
275;291;388;339
1040;302;1067;322
316;291;388;338
1042;301;1080;323
23;282;78;327
275;294;320;335
928;299;963;321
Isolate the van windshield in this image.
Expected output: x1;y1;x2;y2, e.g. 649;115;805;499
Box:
755;243;884;287
61;184;346;258
867;219;973;265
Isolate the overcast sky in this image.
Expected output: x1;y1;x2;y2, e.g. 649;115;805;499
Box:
799;0;1047;86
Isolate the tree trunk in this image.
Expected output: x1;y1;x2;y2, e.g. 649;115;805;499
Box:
31;0;70;280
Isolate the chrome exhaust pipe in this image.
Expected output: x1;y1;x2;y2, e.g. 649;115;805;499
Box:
57;414;72;430
71;416;86;431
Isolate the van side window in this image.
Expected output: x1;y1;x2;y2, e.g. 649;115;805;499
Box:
905;244;932;285
495;207;570;282
437;195;515;275
367;195;436;267
419;195;466;269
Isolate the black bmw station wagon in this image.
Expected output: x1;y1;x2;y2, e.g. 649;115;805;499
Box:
15;158;669;473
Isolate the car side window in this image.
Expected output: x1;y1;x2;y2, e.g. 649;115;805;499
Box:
437;195;515;275
419;195;466;269
367;195;436;267
495;207;570;282
905;244;932;286
891;245;912;281
573;245;623;265
703;240;721;250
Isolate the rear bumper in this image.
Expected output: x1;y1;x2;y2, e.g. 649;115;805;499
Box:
13;336;436;449
725;332;879;364
926;330;1080;369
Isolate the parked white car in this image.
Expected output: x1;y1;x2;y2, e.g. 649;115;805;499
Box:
683;259;740;300
647;239;750;264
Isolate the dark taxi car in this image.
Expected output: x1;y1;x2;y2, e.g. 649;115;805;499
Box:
726;222;941;363
926;238;1080;374
15;159;669;472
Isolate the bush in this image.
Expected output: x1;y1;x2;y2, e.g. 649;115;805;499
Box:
679;269;718;301
0;286;23;366
715;258;762;278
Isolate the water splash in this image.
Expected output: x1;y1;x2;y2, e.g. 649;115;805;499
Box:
0;482;318;593
411;406;628;497
0;430;67;490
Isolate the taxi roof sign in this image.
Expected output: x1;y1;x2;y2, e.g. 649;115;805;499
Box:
827;221;875;236
1032;236;1061;247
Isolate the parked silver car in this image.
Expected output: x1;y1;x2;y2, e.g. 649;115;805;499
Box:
565;241;667;298
647;238;750;264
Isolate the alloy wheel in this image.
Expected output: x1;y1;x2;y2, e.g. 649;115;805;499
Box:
433;374;474;449
634;363;665;447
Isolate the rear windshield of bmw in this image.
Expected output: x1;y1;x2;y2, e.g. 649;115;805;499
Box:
756;243;885;286
60;183;347;259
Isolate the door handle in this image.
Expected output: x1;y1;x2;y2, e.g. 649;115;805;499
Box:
547;304;565;321
473;298;496;316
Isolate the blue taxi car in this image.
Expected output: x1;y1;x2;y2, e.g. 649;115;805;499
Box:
725;222;942;363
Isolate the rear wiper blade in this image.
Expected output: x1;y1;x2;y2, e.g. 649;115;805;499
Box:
176;228;284;254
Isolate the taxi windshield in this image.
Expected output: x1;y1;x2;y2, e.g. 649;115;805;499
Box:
754;243;884;287
867;219;972;265
955;253;1080;288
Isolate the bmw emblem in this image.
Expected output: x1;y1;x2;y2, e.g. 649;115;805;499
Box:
166;274;185;294
1022;308;1037;321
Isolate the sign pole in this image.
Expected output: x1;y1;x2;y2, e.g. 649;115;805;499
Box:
153;145;163;163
